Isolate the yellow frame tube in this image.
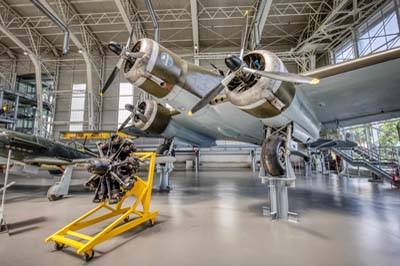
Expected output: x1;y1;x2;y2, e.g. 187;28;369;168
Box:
45;152;158;258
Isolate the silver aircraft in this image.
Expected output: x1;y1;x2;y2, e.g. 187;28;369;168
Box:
101;25;400;177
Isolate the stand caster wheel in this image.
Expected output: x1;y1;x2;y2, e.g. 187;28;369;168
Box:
83;250;95;262
124;217;129;223
54;242;64;251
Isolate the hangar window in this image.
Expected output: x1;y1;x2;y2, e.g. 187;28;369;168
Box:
357;3;400;56
334;41;355;63
333;1;400;63
118;83;134;128
69;83;86;131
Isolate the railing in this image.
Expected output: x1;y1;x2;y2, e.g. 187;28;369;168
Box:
333;145;400;186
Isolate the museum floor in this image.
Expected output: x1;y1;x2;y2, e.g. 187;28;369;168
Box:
1;169;400;266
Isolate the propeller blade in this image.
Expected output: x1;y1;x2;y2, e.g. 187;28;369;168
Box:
188;83;225;115
124;103;148;123
189;72;236;115
225;55;243;72
118;115;132;132
242;67;320;85
108;41;123;55
210;63;224;76
239;10;250;59
125;103;134;112
100;57;124;96
126;51;145;60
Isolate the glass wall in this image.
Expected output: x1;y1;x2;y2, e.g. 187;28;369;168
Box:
118;83;134;128
342;118;400;148
334;1;400;63
333;40;355;63
69;84;86;131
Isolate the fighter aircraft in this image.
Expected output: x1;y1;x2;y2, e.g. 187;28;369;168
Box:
100;17;400;178
0;128;94;200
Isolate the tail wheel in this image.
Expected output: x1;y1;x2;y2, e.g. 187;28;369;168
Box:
261;135;286;176
47;185;63;201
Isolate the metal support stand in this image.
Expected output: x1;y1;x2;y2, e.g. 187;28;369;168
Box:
47;165;74;201
260;176;297;221
1;149;14;235
259;124;298;222
154;162;174;192
304;159;311;177
45;152;158;262
251;149;257;173
194;150;200;175
260;160;298;222
314;153;325;173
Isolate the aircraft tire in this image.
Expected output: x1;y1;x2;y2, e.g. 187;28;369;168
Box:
156;144;169;155
261;135;286;176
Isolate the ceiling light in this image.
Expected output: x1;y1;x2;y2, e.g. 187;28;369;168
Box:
23;51;28;56
78;49;83;54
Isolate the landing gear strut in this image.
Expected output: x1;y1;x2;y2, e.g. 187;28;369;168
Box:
259;124;298;221
154;138;175;192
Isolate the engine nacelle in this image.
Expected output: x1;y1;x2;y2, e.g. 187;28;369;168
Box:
224;50;292;117
123;38;222;100
224;50;321;142
133;99;171;135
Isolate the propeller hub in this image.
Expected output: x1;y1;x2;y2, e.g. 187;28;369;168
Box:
225;55;243;71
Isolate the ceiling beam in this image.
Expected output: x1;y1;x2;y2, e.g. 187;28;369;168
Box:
190;0;199;65
40;0;98;129
295;0;385;53
0;0;59;57
0;42;15;59
52;0;104;56
113;0;147;42
114;0;133;33
0;71;12;87
252;0;273;49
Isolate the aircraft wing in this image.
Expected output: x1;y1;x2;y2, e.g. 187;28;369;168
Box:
309;139;357;149
300;47;400;129
23;157;71;165
121;126;163;138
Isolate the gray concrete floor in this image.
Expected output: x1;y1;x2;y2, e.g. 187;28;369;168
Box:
1;169;400;266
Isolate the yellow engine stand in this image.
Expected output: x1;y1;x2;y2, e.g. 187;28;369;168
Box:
45;152;158;261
